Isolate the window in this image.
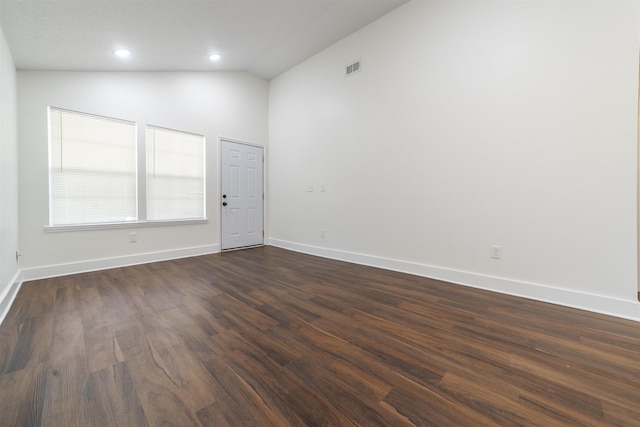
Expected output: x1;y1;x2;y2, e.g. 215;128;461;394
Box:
47;108;207;229
49;108;137;226
146;126;205;220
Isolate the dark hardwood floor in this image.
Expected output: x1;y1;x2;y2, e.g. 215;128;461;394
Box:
0;246;638;426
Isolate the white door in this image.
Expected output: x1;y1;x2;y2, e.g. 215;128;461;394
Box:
220;140;264;250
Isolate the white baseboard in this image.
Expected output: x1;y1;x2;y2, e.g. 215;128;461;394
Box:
20;244;220;282
268;238;640;323
0;244;220;326
0;271;23;327
5;240;638;324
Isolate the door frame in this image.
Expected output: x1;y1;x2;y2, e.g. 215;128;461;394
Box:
637;61;640;302
218;137;267;251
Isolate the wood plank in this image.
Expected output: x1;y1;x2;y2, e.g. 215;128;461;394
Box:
41;311;92;426
0;246;637;426
85;362;148;426
3;313;54;374
0;362;47;426
202;349;355;427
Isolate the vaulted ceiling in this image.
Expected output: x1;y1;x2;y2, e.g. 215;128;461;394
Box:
0;0;408;80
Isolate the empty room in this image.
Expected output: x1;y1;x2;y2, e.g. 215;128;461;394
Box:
0;0;639;425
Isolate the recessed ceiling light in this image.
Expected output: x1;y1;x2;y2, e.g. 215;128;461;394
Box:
209;53;221;61
114;49;131;58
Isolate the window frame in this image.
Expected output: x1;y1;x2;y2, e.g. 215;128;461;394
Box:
45;107;208;232
145;125;206;222
47;107;139;227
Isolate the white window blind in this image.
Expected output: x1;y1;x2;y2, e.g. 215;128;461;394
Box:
146;126;205;220
49;108;137;226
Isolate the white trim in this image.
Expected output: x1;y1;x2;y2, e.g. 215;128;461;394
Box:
44;218;208;232
0;271;23;327
146;124;204;138
221;244;265;253
20;244;220;282
267;238;640;323
218;136;265;149
4;239;637;325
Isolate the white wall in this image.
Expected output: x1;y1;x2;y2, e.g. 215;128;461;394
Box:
0;24;19;318
269;1;640;319
18;71;268;273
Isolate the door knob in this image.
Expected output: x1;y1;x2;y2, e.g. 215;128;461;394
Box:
222;202;227;206
222;194;227;198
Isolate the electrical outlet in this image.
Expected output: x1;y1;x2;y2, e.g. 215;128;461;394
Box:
490;245;502;259
321;229;326;238
129;232;137;243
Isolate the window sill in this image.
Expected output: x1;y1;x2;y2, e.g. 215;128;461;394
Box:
44;218;208;233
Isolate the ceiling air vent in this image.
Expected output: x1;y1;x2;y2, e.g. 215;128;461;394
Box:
345;59;361;77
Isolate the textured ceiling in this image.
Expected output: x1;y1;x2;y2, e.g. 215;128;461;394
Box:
0;0;408;80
